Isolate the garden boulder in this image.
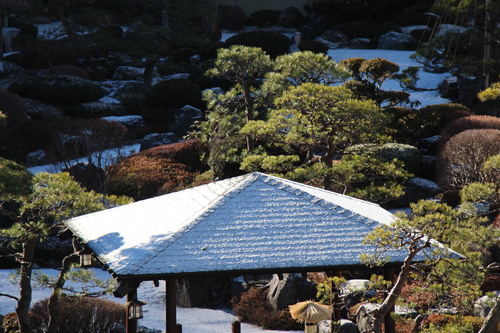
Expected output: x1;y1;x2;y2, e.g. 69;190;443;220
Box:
8;75;106;106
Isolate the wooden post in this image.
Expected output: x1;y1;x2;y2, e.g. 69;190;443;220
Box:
384;267;396;333
166;279;177;333
232;320;241;333
126;290;138;333
176;324;182;333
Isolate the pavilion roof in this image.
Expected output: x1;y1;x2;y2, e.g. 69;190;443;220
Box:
65;172;461;279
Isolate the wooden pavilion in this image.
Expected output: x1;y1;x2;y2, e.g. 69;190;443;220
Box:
64;172;460;333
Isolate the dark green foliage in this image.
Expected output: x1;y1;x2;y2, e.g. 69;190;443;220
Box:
441;115;500;139
147;78;202;109
298;40;329;54
208;135;247;178
8;75;105;106
218;5;247;30
246;10;280;27
225;31;293;58
231;287;301;330
0;158;32;199
105;139;208;200
345;143;422;175
30;296;125;332
386;103;472;144
472;99;500;117
336;21;401;39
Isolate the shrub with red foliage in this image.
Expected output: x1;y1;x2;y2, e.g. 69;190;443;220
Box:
1;312;45;333
29;296;125;332
441;115;500;139
437;129;500;190
105;139;208;200
400;280;439;312
231;287;302;330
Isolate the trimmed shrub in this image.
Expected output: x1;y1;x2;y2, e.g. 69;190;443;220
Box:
30;296;125;332
298;40;329;54
386;103;472;144
336;21;401;39
472;99;500;117
105;139;208;200
147;78;202;109
225;31;293;58
218;5;247;31
231;287;301;330
38;65;91;80
1;312;45;333
247;10;280;27
8;75;105;106
344;143;421;175
441;115;500;139
437;129;500;190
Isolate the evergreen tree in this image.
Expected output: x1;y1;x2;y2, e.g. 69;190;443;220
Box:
0;161;131;333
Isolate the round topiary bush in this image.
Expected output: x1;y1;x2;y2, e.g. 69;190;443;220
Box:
225;31;293;58
8;75;105;106
344;143;422;175
298;40;329;54
386;103;472;144
247;10;280;27
218;5;247;30
105;139;208;200
30;296;125;333
437;129;500;190
441;115;500;139
147;78;202;109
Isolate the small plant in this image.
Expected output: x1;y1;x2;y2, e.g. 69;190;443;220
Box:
231;287;301;330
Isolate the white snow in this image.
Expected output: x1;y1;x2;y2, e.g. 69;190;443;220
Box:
27;144;140;174
328;48;451;107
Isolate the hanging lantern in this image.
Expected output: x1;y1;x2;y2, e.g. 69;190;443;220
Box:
79;253;93;267
127;299;146;319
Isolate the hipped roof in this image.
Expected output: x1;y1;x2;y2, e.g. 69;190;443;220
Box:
65;172;460;279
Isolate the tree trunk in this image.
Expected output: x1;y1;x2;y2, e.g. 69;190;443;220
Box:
478;296;500;333
322;137;336;190
243;84;255;152
202;0;218;37
46;251;78;333
372;248;421;333
16;239;35;333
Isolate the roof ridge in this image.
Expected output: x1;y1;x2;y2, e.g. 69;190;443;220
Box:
130;173;261;274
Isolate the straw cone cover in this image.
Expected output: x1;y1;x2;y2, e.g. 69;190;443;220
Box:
289;301;333;324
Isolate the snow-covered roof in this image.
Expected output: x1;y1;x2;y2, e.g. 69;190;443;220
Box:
65;172;459;279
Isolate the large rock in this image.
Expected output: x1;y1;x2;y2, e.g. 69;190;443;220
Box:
474;294;499;317
140;132;179;151
8;75;106;106
355;303;380;333
112;66;145;81
318;319;360;333
267;273;317;311
377;31;417;50
0;60;25;77
63;97;125;118
314;30;349;49
172;105;203;136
